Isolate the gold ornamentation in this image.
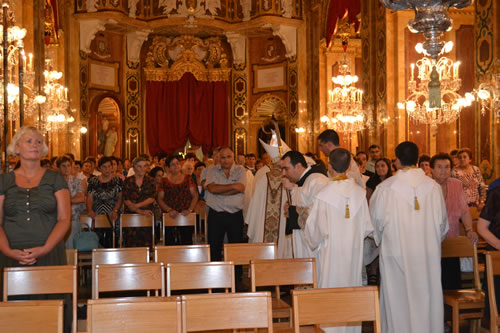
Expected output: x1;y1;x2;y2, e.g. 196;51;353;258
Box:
144;35;230;82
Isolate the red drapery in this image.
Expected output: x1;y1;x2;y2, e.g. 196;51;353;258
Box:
325;0;361;47
146;72;229;154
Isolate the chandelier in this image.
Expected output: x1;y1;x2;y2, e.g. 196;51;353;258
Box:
397;42;489;127
322;14;368;135
380;0;472;59
37;64;74;131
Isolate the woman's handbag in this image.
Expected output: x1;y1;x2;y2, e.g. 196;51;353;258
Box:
73;230;100;251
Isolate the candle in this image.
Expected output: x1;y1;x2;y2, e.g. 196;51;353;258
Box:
28;53;32;71
410;64;415;81
64;87;68;99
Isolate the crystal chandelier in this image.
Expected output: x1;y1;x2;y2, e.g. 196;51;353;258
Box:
322;49;367;134
321;23;368;135
37;64;74;131
397;42;489;128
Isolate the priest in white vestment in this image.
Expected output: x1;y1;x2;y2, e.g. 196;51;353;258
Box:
304;148;373;333
369;141;449;333
281;151;329;259
246;136;292;258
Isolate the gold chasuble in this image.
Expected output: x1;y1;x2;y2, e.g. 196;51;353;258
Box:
263;171;284;243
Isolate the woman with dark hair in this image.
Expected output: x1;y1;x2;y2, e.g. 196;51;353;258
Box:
451;148;487;210
366;158;393;202
418;154;432;177
122;156;156;247
57;156;86;249
86;156;123;247
158;155;198;245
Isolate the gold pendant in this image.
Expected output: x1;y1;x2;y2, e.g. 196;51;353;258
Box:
345;203;350;219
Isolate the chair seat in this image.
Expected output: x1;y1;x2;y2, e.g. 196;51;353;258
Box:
444;289;485;305
272;297;292;318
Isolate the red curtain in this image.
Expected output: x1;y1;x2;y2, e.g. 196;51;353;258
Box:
325;0;361;47
146;72;229;154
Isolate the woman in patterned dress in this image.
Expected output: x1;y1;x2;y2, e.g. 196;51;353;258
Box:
86;156;123;248
158;155;198;245
451;148;487;210
122;156;156;247
57;155;86;249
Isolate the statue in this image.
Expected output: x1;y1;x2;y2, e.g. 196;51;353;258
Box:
240;0;251;21
128;0;139;17
86;0;97;12
158;0;177;15
281;0;293;18
104;125;118;157
206;0;221;16
97;117;108;154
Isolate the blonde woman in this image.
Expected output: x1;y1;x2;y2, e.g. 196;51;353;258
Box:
0;126;70;267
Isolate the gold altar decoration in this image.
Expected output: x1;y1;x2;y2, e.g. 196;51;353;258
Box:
144;35;231;82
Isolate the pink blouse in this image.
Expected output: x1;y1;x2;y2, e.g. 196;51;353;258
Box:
444;178;469;238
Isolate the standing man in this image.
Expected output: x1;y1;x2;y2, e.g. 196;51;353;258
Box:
244;153;257;175
370;141;448;333
317;129;364;187
281;151;328;258
205;147;246;261
304;148;373;333
366;144;382;173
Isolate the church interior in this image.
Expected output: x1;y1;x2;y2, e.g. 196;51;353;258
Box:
2;0;498;180
2;0;500;332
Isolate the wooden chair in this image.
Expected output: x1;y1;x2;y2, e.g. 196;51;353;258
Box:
224;242;277;265
3;265;78;333
166;261;235;296
485;251;500;333
250;258;317;327
181;291;273;332
442;236;484;333
91;247;150;298
154;245;210;264
65;249;78;266
0;300;64;333
81;214;115;247
291;286;381;333
163;213;197;245
87;296;182;333
120;213;155;248
194;205;208;243
93;263;165;299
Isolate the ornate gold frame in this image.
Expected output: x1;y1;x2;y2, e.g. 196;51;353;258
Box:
144;35;231;82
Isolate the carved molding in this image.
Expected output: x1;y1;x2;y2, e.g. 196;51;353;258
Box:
79;19;108;53
144;35;231;81
127;30;151;63
272;24;297;58
225;32;246;65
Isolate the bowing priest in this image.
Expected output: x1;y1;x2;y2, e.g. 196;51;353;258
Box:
246;133;293;258
369;141;448;333
304;148;373;333
280;151;328;258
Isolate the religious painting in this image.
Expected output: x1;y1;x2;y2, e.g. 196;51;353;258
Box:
95;97;122;158
89;60;120;92
253;62;287;93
